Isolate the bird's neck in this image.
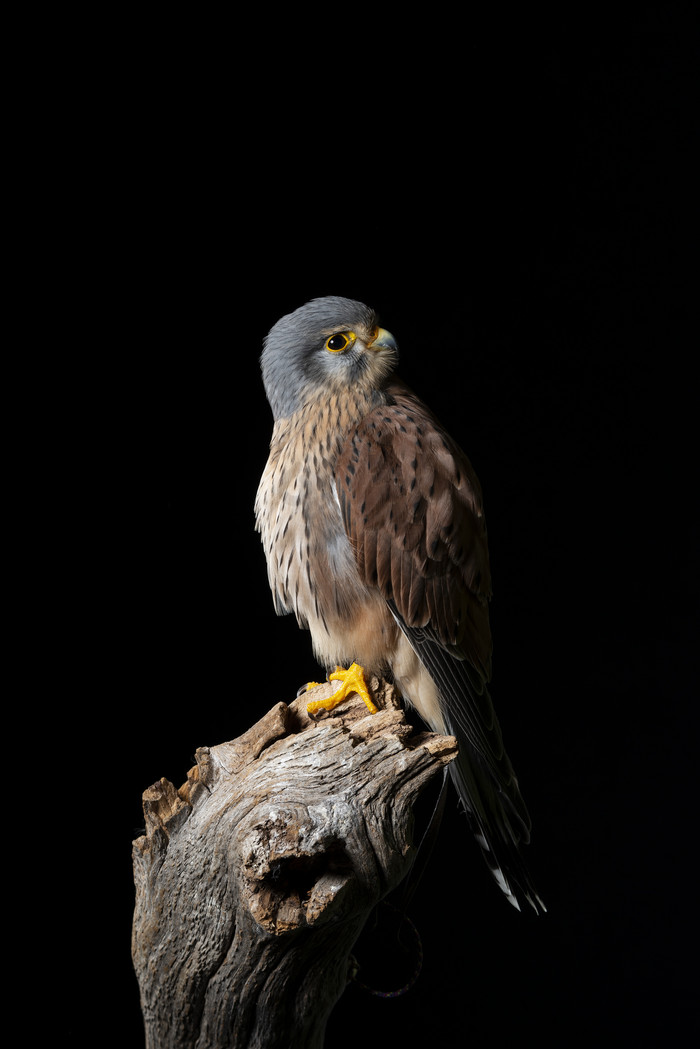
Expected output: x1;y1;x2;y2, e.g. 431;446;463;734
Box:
270;385;387;465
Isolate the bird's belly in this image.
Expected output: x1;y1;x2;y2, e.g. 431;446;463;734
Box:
257;454;398;673
305;583;399;675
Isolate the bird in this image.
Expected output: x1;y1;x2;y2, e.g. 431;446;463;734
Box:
255;296;544;913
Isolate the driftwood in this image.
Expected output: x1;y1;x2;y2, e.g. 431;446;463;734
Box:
131;676;457;1049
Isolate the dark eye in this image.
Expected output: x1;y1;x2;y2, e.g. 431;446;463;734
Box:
325;332;352;353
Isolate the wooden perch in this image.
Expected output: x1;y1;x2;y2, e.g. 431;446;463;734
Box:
131;677;457;1049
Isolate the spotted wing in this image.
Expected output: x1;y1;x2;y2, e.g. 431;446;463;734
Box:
335;380;543;911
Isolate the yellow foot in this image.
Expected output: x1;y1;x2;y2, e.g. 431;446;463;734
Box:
306;662;378;716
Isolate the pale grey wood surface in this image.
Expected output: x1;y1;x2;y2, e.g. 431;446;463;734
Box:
132;679;456;1049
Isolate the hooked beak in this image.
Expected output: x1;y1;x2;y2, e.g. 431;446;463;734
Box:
367;326;398;353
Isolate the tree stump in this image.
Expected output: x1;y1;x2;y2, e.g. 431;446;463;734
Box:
131;677;457;1049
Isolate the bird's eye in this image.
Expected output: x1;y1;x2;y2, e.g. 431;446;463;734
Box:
325;331;356;353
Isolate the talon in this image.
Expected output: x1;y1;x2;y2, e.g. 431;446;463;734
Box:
298;680;322;697
306;662;378;715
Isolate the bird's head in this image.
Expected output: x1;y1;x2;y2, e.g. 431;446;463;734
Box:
261;296;399;420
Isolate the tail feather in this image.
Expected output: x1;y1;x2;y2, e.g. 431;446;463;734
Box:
448;736;546;914
394;616;545;914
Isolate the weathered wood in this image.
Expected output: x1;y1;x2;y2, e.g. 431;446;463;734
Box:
132;677;457;1049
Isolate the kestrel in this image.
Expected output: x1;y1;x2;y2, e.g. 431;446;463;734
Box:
255;296;543;913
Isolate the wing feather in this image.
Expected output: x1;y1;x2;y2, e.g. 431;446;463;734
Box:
337;380;492;675
335;379;544;913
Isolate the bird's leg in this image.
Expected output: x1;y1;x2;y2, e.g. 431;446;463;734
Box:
306;662;378;716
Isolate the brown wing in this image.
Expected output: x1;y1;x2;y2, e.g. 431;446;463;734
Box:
335;380;493;682
336;381;543;912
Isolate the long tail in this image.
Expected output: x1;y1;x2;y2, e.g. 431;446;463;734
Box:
396;619;546;914
445;718;546;913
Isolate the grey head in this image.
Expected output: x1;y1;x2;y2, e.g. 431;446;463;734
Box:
260;296;399;420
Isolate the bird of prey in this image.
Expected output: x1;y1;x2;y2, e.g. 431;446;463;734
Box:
255;296;543;913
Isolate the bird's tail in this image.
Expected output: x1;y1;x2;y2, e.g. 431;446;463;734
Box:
445;723;546;914
391;615;545;913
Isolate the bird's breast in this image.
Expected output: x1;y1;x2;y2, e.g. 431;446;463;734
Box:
255;391;397;670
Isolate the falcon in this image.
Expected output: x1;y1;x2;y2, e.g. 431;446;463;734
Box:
255;296;544;913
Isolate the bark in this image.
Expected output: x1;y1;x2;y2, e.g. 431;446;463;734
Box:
131;677;457;1049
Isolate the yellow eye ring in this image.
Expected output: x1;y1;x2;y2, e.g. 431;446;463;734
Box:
325;331;356;353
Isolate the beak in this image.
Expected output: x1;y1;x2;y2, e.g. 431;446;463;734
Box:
368;327;398;352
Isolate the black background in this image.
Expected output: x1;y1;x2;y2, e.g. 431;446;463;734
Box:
51;13;696;1048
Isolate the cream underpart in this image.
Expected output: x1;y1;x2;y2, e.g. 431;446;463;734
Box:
390;630;445;733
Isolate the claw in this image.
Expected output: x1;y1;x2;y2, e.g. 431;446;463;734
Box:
306;662;378;716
